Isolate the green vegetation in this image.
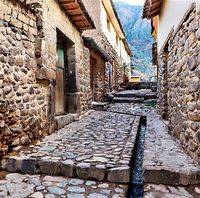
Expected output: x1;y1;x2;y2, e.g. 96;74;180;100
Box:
145;101;157;108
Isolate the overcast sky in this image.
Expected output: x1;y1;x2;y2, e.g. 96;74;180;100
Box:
113;0;145;6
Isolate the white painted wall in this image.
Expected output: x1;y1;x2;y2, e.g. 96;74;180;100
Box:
100;1;131;64
158;0;199;52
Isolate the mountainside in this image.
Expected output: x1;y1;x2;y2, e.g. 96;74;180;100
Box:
114;2;156;80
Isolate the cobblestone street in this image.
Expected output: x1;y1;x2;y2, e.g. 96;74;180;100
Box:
0;93;200;197
0;173;128;198
1;0;200;197
2;111;140;184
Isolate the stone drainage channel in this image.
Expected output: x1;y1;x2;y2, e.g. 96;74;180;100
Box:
128;116;147;198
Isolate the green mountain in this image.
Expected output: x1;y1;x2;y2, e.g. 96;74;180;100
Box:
114;2;156;80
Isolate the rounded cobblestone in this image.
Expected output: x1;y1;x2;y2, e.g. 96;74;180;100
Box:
0;173;128;197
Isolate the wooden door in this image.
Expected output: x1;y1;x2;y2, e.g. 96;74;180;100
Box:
55;45;67;114
90;58;96;100
108;63;112;91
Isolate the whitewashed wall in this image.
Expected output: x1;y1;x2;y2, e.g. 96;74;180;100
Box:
158;0;199;52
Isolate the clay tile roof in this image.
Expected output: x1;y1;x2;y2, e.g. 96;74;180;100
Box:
83;37;111;61
142;0;162;19
58;0;95;31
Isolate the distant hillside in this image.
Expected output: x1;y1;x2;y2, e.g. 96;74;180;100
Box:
114;2;156;80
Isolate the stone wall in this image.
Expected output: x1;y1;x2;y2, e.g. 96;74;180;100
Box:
0;0;94;156
158;52;169;119
37;0;92;114
0;0;49;156
78;46;92;112
82;0;124;92
158;7;200;163
90;50;106;102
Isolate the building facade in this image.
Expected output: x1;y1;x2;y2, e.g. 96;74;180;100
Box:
0;0;132;157
82;0;132;99
143;0;200;164
0;0;96;156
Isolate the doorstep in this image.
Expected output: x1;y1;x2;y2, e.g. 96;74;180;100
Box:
55;114;78;130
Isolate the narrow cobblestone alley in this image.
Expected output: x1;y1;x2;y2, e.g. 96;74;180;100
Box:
1;0;200;197
0;89;200;198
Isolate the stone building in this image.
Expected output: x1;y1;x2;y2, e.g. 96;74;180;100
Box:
0;0;96;156
0;0;132;157
143;0;200;164
82;0;133;99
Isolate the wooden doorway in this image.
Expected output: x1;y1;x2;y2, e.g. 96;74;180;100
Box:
55;43;68;115
90;57;96;101
108;63;112;91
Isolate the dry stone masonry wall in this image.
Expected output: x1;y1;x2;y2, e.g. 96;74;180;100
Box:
158;7;200;164
0;0;49;156
78;46;92;113
82;0;124;93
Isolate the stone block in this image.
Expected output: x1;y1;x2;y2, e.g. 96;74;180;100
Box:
36;67;56;80
61;159;74;177
107;166;130;183
196;67;200;79
188;112;200;121
39;160;61;175
144;167;181;185
76;163;91;179
89;165;106;181
5;158;18;172
187;56;198;71
18;13;29;24
29;27;37;35
21;159;37;174
196;28;200;40
48;43;57;56
55;114;77;130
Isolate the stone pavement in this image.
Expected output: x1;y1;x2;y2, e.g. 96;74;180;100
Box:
0;173;128;198
1;100;200;198
1;111;140;183
144;183;200;198
143;110;200;186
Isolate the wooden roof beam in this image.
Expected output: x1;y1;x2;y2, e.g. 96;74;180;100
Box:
148;8;160;17
72;18;86;22
65;7;81;13
59;0;75;4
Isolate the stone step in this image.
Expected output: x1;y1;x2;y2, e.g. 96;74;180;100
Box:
143;110;200;186
91;101;109;111
114;89;157;100
1;111;141;184
114;93;157;99
144;99;158;104
112;97;158;104
112;97;145;103
55;114;78;130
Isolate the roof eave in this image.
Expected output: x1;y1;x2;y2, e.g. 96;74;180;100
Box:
58;0;95;31
83;37;111;62
142;0;162;19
